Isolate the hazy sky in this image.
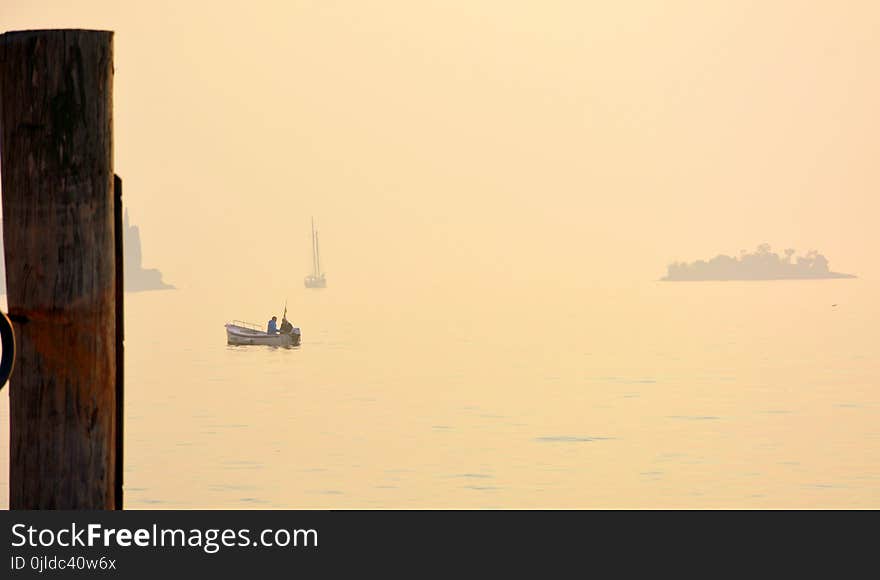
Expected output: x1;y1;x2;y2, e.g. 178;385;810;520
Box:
3;2;880;510
2;1;878;299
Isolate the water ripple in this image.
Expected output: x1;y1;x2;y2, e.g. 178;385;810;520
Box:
534;436;615;443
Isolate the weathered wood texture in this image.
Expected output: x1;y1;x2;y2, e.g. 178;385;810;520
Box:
0;29;118;509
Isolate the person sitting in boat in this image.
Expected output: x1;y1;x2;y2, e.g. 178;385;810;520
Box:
279;317;294;334
267;316;279;335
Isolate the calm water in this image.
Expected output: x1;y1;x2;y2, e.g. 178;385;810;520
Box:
2;279;879;508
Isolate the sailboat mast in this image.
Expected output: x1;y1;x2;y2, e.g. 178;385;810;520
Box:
311;218;318;276
315;230;321;275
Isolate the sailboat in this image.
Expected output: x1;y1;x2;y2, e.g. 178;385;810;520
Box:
304;217;327;288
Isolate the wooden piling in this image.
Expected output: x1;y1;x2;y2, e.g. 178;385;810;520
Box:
0;29;119;509
114;174;125;510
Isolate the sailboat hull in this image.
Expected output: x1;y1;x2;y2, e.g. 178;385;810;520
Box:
304;276;326;288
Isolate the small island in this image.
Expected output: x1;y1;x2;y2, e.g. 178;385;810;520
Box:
123;209;174;291
663;244;856;281
1;210;173;293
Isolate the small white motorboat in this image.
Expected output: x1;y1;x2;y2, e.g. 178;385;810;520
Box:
225;320;301;347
